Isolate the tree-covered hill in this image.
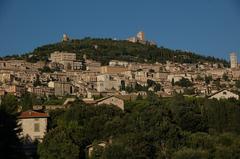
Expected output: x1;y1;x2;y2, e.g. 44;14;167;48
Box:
5;38;228;65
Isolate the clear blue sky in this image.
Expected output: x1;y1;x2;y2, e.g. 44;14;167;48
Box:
0;0;240;60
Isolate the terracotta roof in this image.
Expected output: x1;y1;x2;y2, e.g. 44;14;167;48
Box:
18;110;49;119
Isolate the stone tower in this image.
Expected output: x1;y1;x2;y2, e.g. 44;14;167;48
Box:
137;31;145;41
62;34;69;42
230;52;238;69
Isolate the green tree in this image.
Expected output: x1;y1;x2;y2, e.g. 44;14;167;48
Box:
172;148;208;159
172;78;175;86
175;78;193;88
213;79;221;89
39;66;53;73
33;74;42;87
90;144;104;159
235;80;240;89
120;80;125;91
38;122;86;159
196;75;204;81
20;93;34;111
125;85;134;93
101;143;134;159
222;73;229;81
205;75;212;85
0;95;25;159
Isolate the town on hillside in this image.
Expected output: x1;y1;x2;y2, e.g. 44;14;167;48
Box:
1;33;240;158
2;0;240;157
0;34;238;103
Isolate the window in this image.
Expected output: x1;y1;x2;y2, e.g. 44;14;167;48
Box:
34;123;40;132
223;91;227;95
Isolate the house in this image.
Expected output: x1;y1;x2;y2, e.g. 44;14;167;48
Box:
208;89;239;100
18;110;49;142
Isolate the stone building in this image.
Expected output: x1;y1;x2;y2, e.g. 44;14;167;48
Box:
49;81;74;96
49;51;85;70
230;52;238;69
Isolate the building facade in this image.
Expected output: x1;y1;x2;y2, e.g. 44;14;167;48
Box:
18;110;49;142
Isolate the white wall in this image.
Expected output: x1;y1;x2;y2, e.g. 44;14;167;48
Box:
19;118;48;142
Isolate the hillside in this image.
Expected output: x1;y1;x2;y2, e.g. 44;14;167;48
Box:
4;38;228;66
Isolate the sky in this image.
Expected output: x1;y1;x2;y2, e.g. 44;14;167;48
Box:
0;0;240;60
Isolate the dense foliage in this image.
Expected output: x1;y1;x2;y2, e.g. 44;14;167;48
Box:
37;94;240;159
5;38;228;65
0;95;25;158
175;78;193;88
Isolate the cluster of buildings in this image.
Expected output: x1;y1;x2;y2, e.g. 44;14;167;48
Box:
1;47;240;146
1;51;240;101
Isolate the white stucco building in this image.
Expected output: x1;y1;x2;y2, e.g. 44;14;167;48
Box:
18;110;49;142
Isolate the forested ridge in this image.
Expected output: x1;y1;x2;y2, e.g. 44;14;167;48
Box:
4;38;228;65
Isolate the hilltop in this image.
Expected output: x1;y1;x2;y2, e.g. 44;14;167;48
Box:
3;38;228;66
